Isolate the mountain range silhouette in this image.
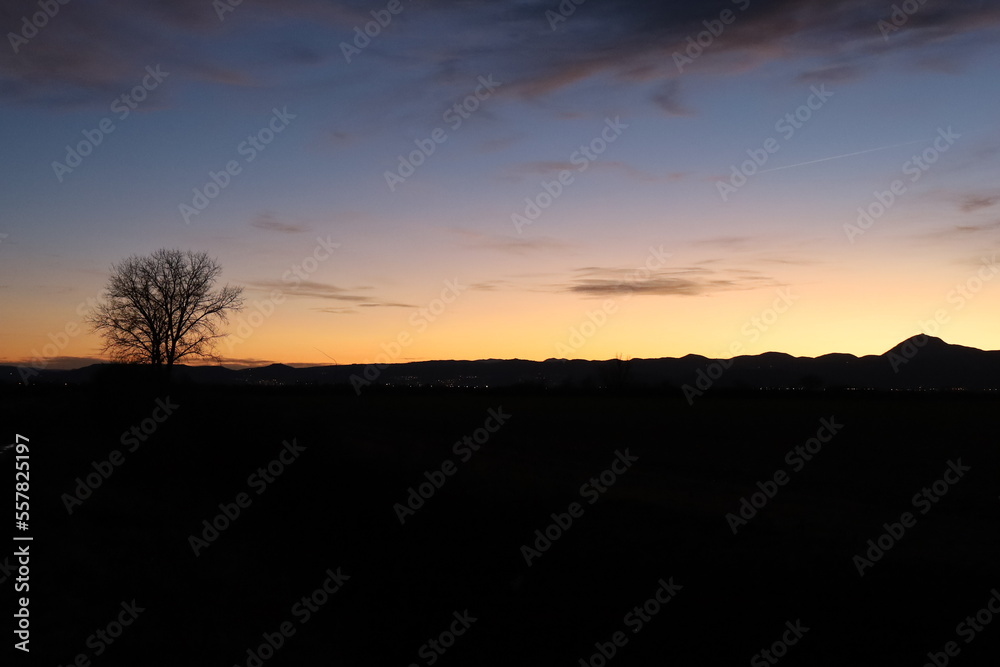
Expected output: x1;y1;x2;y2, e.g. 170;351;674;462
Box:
4;335;999;390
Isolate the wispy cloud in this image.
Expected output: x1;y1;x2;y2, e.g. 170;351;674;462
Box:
251;213;310;234
796;64;862;84
312;301;414;315
909;220;1000;241
559;265;774;297
650;80;694;117
448;228;576;255
247;277;416;314
958;193;1000;213
250;279;368;302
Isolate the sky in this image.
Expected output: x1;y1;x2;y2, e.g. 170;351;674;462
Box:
2;0;1000;368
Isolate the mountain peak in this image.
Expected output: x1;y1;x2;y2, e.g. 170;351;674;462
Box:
882;335;976;357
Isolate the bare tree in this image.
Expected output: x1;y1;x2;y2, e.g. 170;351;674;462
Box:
88;249;244;372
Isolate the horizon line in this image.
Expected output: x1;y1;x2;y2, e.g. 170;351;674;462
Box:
0;334;984;372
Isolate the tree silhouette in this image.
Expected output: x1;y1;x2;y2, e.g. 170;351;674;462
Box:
88;249;244;372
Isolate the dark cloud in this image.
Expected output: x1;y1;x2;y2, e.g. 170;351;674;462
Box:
249;278;414;313
2;356;104;370
3;0;997;108
327;130;358;146
562;264;774;297
650;80;694;116
215;356;280;367
251;213;310;234
959;193;1000;213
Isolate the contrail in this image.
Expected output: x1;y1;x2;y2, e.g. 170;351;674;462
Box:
313;347;338;365
757;139;926;174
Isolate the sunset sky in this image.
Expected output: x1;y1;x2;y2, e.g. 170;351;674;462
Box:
2;0;1000;368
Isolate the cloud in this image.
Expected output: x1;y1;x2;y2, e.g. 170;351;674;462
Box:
650;80;694;116
959;193;1000;213
796;64;863;84
1;356;104;370
327;130;358;146
4;0;997;111
447;228;575;255
215;357;281;368
427;0;1000;100
0;0;371;106
508;161;577;177
910;220;1000;241
248;278;416;314
947;221;1000;235
250;279;369;302
250;213;310;234
312;301;414;315
561;264;774;297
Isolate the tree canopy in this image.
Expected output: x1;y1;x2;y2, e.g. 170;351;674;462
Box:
88;249;244;370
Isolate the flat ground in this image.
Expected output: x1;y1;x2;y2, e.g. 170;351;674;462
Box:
4;385;998;666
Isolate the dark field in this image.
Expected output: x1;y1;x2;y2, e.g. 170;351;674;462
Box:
4;386;999;666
